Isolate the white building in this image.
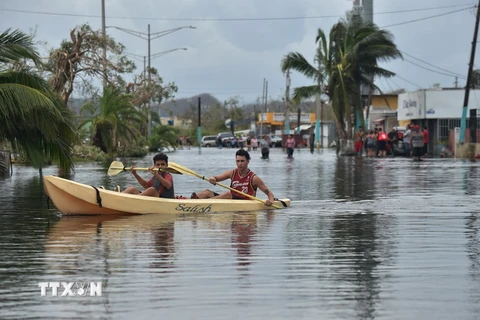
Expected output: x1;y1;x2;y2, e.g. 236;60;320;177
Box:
397;88;480;153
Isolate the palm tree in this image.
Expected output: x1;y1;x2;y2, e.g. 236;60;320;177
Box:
0;28;77;173
281;17;402;154
78;87;145;154
148;125;179;152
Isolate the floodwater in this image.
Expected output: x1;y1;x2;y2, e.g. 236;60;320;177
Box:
1;147;480;320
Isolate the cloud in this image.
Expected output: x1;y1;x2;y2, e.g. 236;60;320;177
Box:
0;0;475;101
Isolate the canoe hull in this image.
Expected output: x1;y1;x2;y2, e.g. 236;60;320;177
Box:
44;176;290;215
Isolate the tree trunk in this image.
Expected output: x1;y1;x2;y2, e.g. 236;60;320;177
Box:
338;139;355;156
0;150;12;177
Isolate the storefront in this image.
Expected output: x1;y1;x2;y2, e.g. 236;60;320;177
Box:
397;88;480;155
257;112;315;134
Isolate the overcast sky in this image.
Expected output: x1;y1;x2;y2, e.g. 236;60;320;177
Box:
0;0;477;103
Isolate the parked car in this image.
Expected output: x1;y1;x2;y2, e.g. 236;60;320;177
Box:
218;132;235;147
200;135;217;147
270;134;283;147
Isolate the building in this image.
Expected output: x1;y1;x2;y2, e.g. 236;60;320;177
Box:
257;112;316;135
159;116;192;129
397;88;480;155
365;91;406;131
351;0;373;22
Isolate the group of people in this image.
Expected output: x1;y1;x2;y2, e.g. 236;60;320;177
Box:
219;135;259;150
177;136;192;149
121;150;276;206
354;124;429;160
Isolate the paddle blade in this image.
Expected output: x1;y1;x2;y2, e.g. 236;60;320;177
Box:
161;167;183;175
107;161;126;176
168;162;200;178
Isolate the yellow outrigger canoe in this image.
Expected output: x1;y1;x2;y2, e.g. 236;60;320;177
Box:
44;176;290;215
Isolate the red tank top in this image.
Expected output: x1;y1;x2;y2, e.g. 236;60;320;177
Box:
230;169;256;199
378;132;387;141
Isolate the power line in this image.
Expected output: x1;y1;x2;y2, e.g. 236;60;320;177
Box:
403;57;468;79
382;77;395;93
400;51;467;78
381;6;473;28
387;77;403;90
0;4;475;22
394;74;422;89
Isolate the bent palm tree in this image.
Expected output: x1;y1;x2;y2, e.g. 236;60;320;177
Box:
0;29;77;173
281;17;402;155
78;87;145;154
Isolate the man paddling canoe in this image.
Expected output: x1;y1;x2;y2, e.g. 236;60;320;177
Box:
191;149;275;206
122;153;175;198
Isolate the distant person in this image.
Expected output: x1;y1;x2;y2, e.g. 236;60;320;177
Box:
387;127;397;155
410;125;424;161
216;135;223;149
309;132;315;153
251;137;258;151
260;135;270;159
365;131;376;157
122;153;174;198
422;126;429;157
285;134;296;158
191;149;275;206
246;136;252;151
403;125;412;157
354;127;364;156
377;128;388;157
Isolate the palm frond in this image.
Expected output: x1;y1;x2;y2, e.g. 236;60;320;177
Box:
281;52;320;81
291;85;321;103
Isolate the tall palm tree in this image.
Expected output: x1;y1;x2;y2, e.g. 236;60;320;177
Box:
78;87;145;154
0;28;77;173
281;17;402;154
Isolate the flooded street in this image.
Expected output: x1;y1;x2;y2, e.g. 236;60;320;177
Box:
1;148;480;319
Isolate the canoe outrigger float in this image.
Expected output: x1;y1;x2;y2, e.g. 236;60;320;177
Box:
44;176;290;216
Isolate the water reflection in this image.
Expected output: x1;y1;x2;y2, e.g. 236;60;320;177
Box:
465;213;480;316
3;150;480;319
150;221;176;271
329;212;397;320
230;211;275;271
334;158;376;201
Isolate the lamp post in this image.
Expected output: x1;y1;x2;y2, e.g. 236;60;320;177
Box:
197;97;202;148
125;48;188;81
106;25;195;137
101;0;107;91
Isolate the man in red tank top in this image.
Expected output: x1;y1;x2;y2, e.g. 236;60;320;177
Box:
191;149;276;206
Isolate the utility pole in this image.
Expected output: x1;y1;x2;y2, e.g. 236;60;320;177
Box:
315;94;321;148
264;80;268;135
143;56;146;81
454;76;459;88
197;97;202;148
260;78;265;135
460;0;480;143
107;25;194;138
285;70;291;135
101;0;107;91
147;24;152;138
147;24;151;82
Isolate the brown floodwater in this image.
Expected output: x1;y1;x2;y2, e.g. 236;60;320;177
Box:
0;147;479;319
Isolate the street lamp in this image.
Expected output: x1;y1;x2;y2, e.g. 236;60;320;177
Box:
106;25;195;82
106;25;195;137
125;48;188;80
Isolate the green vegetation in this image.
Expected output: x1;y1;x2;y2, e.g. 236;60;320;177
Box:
281;16;401;154
0;28;77;172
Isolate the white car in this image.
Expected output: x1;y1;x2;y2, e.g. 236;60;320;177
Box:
200;135;217;147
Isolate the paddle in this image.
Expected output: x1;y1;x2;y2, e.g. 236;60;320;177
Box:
168;161;282;209
107;161;183;177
